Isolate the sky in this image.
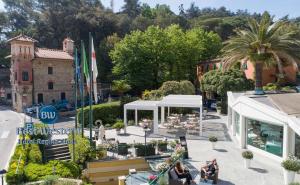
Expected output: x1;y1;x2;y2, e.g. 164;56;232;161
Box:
0;0;300;19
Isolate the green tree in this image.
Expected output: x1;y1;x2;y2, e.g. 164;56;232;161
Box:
98;33;121;83
201;69;254;113
122;0;141;18
112;80;132;97
110;25;221;94
222;12;300;94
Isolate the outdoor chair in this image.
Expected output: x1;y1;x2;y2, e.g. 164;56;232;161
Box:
200;162;219;184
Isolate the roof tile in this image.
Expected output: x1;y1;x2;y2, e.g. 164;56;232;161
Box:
35;48;73;60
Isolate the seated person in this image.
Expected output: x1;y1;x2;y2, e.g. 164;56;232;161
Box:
174;161;195;185
201;159;218;180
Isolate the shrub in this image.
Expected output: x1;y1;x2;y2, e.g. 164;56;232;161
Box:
159;81;181;95
77;101;121;128
208;136;218;142
24;160;80;182
112;120;125;130
282;155;300;172
6;144;30;184
242;151;254;160
28;144;43;163
143;89;164;100
41;175;59;185
68;134;92;165
179;80;195;95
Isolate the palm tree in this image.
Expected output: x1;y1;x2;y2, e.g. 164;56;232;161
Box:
222;13;300;95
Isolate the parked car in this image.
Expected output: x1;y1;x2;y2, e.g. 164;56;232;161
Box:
203;99;217;110
53;100;73;112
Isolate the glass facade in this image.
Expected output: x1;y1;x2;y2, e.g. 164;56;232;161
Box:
246;118;283;157
295;134;300;159
234;112;240;135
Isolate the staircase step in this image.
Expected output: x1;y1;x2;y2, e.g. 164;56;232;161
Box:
45;143;71;162
45;148;70;155
47;155;71;161
46;151;70;158
45;144;69;149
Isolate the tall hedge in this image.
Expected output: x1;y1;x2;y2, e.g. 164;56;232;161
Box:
77;101;121;127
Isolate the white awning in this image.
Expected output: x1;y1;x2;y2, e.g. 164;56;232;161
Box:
157;95;202;108
124;100;160;110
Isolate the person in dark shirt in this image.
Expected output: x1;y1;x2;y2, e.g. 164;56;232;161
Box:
174;161;195;185
201;159;218;180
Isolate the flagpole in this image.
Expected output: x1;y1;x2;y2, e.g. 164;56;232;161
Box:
74;48;78;129
72;47;78;162
80;40;85;138
89;32;93;147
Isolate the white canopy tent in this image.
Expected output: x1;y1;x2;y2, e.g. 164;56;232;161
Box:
123;95;203;135
157;95;203;135
124;100;160;133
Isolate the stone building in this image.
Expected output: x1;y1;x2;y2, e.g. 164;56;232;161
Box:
7;34;74;112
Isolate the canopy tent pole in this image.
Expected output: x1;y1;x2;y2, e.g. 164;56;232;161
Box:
154;107;159;134
135;109;138;125
167;107;170;116
161;106;165;124
124;107;127;134
200;106;203;136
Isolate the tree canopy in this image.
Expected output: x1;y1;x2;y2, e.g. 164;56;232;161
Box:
110;25;222;93
201;69;254;97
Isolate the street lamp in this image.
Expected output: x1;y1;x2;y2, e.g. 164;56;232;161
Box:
0;169;7;185
143;126;151;157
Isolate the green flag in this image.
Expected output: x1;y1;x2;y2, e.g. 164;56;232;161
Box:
81;41;90;91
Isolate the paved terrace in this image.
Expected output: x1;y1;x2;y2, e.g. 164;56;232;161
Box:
103;113;300;185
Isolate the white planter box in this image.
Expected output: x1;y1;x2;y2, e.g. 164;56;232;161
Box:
244;159;251;168
283;169;295;185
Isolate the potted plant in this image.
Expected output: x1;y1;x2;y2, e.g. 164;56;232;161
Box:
135;143;156;156
208;136;218;149
281;155;300;185
157;140;168;152
242;150;253;168
112;120;125;135
216;101;222;114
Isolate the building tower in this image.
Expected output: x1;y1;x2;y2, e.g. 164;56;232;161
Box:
7;35;37;112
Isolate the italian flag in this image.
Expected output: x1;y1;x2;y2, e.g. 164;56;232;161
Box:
81;42;90;92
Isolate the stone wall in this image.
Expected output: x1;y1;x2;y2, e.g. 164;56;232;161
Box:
32;58;74;105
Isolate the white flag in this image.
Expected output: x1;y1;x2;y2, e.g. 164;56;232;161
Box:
91;38;98;103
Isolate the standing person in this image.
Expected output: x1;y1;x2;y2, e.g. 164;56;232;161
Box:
174;161;195;185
